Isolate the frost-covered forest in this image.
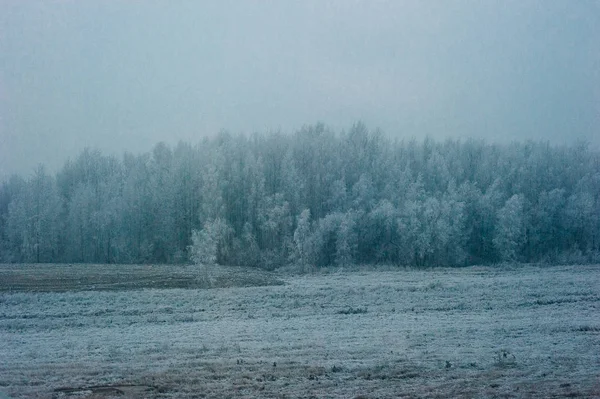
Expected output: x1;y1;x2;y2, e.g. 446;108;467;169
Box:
1;123;599;267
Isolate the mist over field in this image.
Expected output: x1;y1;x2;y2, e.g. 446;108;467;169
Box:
1;2;600;398
1;1;599;178
1;1;598;268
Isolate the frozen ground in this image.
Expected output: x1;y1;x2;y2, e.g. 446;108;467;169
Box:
0;264;599;398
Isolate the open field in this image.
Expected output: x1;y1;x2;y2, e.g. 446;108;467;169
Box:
1;264;599;398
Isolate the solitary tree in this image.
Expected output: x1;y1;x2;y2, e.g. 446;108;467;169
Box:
189;218;232;265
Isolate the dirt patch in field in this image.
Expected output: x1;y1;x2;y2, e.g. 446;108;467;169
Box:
53;384;158;398
0;263;284;293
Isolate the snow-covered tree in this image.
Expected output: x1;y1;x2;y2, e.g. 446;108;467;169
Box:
7;166;62;263
189;218;232;265
493;194;526;262
1;126;598;266
335;212;357;266
293;209;312;265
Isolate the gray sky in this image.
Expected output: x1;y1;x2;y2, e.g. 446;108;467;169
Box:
1;0;599;178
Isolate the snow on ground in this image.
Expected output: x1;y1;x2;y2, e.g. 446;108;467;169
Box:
0;264;599;398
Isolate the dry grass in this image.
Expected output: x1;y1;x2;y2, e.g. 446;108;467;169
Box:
0;264;598;398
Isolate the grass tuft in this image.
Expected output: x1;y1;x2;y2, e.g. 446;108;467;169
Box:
337;307;368;315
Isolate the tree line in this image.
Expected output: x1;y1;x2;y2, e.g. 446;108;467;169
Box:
1;123;599;268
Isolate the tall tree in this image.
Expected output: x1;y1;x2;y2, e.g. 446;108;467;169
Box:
7;166;62;262
494;194;526;262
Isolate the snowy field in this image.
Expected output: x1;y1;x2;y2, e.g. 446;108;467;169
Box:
1;264;599;398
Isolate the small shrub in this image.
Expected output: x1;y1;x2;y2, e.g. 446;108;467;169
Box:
494;349;516;368
338;307;368;315
177;314;194;323
426;281;444;290
574;325;600;332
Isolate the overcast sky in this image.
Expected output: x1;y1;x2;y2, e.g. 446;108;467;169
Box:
1;0;598;178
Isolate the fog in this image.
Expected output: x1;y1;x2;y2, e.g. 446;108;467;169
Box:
1;0;598;178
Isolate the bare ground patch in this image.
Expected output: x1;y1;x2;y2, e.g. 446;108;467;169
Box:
0;263;284;293
53;384;158;399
